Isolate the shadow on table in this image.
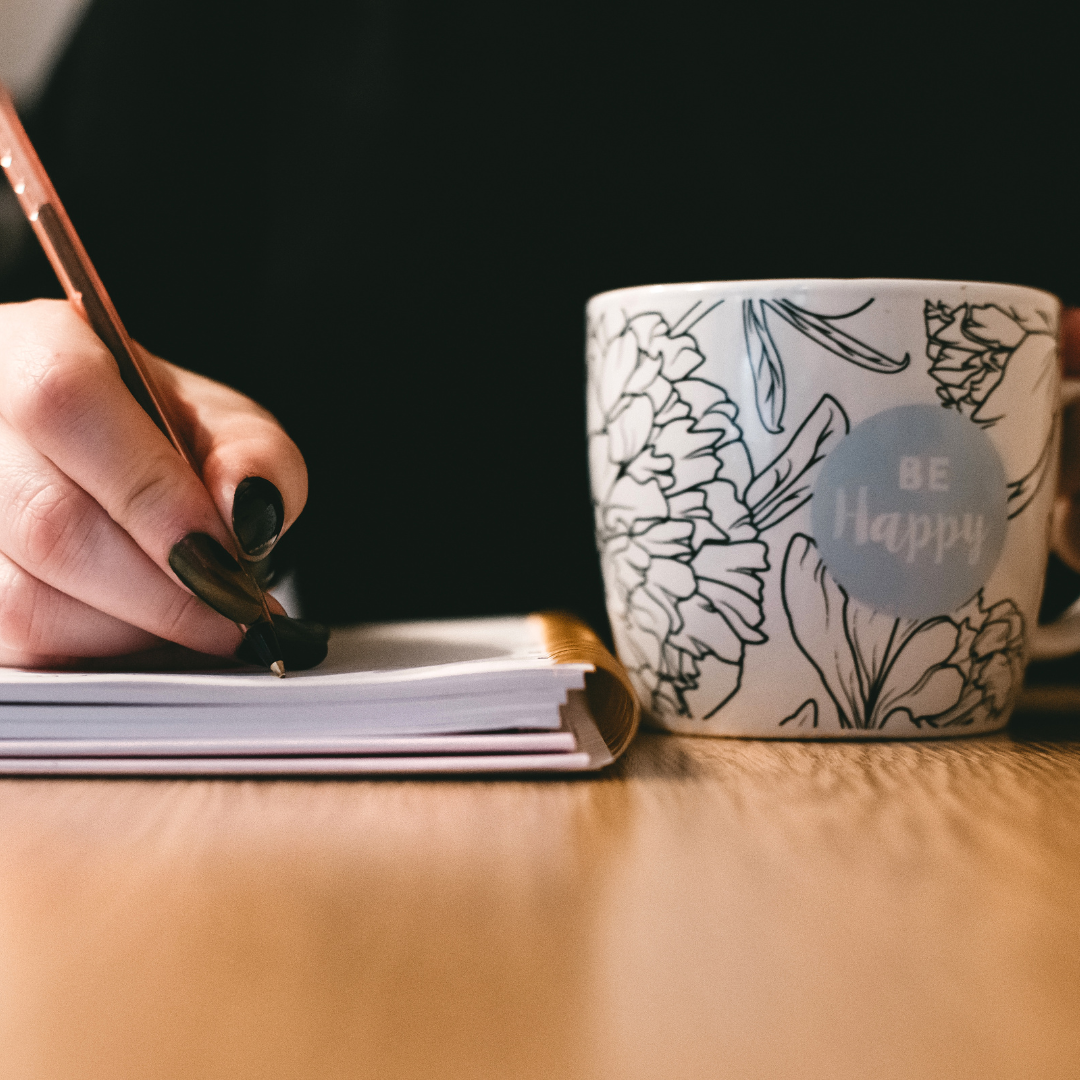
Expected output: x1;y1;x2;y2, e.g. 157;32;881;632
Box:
1009;711;1080;742
1014;652;1080;741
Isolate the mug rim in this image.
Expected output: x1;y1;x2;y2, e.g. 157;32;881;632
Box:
587;277;1061;310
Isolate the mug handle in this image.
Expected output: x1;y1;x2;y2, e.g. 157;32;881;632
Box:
1028;378;1080;661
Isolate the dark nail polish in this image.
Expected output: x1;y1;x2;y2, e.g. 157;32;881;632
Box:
168;533;265;624
241;619;281;669
237;615;329;671
232;477;284;560
248;554;276;590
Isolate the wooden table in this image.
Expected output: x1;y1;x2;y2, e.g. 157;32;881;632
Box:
1;716;1078;1079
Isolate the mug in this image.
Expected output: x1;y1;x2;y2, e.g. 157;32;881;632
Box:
586;278;1071;738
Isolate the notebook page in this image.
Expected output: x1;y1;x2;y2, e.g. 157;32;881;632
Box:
0;618;592;706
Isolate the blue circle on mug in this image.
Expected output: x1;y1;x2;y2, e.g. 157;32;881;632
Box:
810;404;1008;620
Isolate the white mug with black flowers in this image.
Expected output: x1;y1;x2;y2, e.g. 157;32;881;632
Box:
587;279;1071;737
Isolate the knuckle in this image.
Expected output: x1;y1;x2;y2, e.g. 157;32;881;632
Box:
153;587;212;643
5;327;112;442
12;478;96;579
0;557;46;653
114;459;180;526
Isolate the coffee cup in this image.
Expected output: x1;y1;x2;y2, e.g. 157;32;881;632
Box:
587;278;1069;737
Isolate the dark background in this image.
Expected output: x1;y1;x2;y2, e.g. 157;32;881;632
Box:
1;0;1076;634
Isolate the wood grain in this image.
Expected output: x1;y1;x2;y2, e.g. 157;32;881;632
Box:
1;720;1078;1079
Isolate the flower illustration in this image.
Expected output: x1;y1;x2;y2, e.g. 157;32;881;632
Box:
925;301;1058;517
743;298;908;435
782;534;1024;730
588;309;848;721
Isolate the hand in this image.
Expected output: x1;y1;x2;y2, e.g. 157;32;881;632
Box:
0;299;307;668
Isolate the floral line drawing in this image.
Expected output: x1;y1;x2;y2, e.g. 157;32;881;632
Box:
781;534;1024;731
743;298;910;435
743;302;786;434
1007;430;1056;518
589;307;849;722
780;699;819;728
925;301;1058;519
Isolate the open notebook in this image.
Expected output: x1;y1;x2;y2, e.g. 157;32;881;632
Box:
0;614;640;776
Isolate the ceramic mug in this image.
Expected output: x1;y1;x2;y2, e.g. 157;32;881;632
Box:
586;278;1074;738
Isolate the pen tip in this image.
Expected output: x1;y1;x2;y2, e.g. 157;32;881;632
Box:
271;660;286;678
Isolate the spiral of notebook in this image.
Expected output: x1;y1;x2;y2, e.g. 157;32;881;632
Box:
0;614;640;776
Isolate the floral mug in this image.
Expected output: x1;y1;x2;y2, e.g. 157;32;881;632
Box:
587;278;1070;738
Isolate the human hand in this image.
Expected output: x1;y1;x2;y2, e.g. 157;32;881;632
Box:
0;299;308;668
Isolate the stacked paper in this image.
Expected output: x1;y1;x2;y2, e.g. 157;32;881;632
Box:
0;618;611;775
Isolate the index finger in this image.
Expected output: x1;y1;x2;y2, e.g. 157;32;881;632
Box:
0;301;247;602
150;356;309;562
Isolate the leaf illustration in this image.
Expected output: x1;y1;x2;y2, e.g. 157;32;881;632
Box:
844;603;911;706
781;534;1023;732
765;299;909;373
781;535;863;727
743;300;786;434
779;699;818;728
1006;421;1055;519
876;663;966;728
867;618;962;727
745;395;850;533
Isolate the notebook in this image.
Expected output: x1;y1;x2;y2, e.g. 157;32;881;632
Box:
0;613;639;775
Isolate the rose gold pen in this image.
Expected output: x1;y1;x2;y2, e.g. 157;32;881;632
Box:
0;82;285;675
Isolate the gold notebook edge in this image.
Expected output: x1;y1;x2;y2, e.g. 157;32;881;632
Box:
529;612;640;760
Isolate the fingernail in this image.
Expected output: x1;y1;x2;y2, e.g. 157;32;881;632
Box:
232;477;284;559
237;614;329;671
240;619;281;670
168;533;265;624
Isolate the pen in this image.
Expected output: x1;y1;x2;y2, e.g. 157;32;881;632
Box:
0;82;286;676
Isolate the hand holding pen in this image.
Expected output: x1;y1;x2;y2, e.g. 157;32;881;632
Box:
0;84;327;672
